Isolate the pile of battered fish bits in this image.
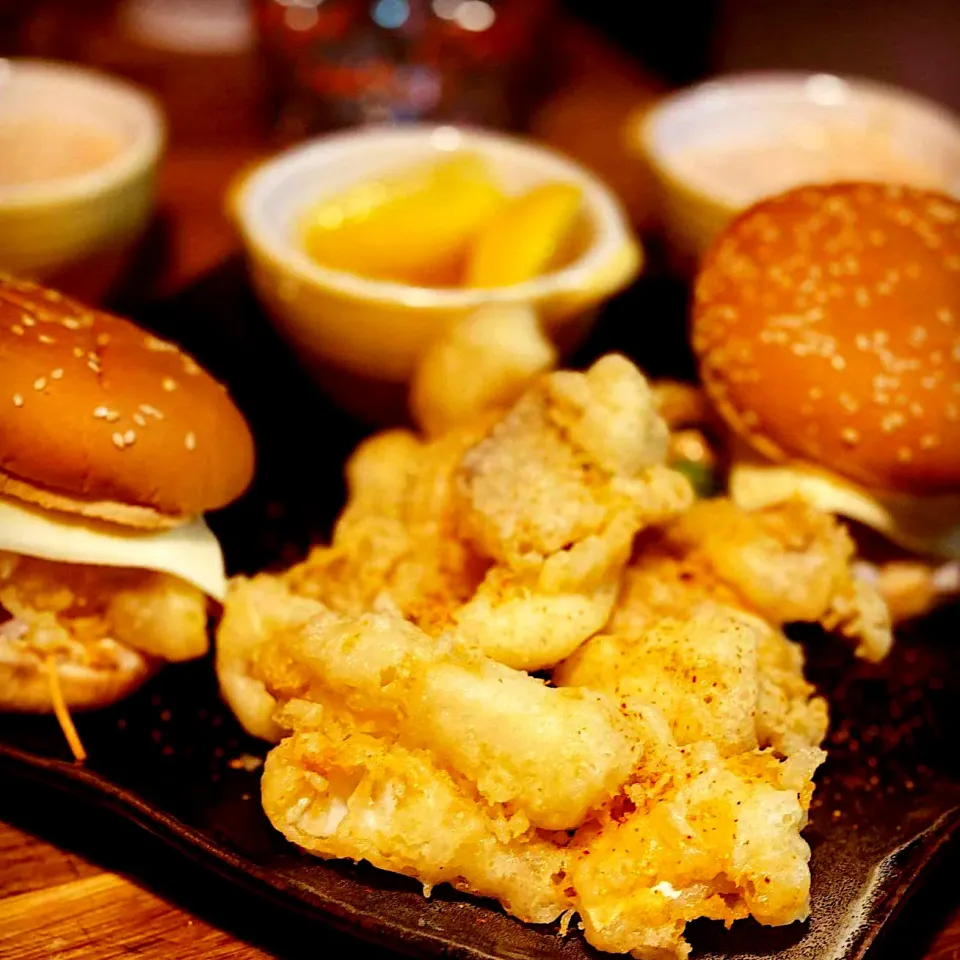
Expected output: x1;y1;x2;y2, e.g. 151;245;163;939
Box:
215;309;891;960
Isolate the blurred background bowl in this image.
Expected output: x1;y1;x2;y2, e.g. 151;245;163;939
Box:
0;58;165;301
231;123;641;421
637;70;960;268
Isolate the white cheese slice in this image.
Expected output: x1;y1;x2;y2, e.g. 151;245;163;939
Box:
728;452;960;561
0;495;228;601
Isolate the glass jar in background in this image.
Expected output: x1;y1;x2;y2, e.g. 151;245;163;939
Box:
257;0;558;139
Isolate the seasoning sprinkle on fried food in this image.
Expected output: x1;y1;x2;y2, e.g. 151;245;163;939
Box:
215;345;892;960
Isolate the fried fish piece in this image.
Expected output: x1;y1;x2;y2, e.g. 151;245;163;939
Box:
285;425;491;629
454;355;693;668
230;355;692;679
459;355;686;567
555;603;827;758
258;608;641;830
450;512;637;671
215;574;327;741
410;303;557;438
0;551;207;665
648;498;892;661
262;722;573;924
572;742;825;960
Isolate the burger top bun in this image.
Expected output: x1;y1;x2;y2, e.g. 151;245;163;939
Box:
0;275;255;527
692;183;960;497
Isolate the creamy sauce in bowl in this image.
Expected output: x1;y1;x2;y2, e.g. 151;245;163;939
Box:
673;122;952;206
0;118;124;188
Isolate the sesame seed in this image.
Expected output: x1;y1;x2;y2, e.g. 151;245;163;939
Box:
185;432;196;451
139;404;163;419
182;358;201;376
51;368;63;380
831;355;846;370
920;435;940;450
21;315;35;327
88;360;100;373
133;413;146;426
39;333;56;345
145;336;177;353
105;410;119;422
45;289;62;301
33;377;46;391
882;412;906;433
927;201;957;223
12;394;23;407
123;430;136;445
841;427;860;446
11;324;23;336
162;378;178;392
96;333;110;346
93;406;109;419
61;318;79;330
910;402;924;418
855;288;871;307
896;447;914;463
112;432;126;449
941;309;957;325
72;347;84;358
809;386;824;400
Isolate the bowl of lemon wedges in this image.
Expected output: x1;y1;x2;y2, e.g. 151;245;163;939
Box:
231;125;640;420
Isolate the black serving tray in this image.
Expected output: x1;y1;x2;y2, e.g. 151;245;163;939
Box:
1;258;958;960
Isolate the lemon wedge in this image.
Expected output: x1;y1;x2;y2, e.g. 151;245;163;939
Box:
301;154;505;287
464;182;583;287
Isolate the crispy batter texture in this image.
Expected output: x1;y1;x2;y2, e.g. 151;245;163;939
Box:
410;303;557;438
213;353;892;960
608;499;892;663
0;550;207;664
572;741;824;960
258;609;641;831
215;574;326;742
555;604;828;759
262;717;573;924
0;550;207;711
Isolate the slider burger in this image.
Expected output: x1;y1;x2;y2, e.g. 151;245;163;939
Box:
692;182;960;620
0;276;254;754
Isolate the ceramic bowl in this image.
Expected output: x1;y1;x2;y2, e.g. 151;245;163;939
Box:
637;72;960;266
0;58;165;300
230;125;641;420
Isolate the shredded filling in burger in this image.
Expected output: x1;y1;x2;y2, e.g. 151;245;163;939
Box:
691;182;960;622
0;276;254;756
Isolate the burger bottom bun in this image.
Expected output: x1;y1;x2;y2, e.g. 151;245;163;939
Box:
0;641;155;712
0;470;187;530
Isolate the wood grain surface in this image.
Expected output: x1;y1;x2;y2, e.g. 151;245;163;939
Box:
0;6;958;959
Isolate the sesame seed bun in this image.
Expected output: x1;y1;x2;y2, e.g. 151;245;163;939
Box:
0;276;255;526
692;183;960;497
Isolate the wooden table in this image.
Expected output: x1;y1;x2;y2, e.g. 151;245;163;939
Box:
0;10;958;959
